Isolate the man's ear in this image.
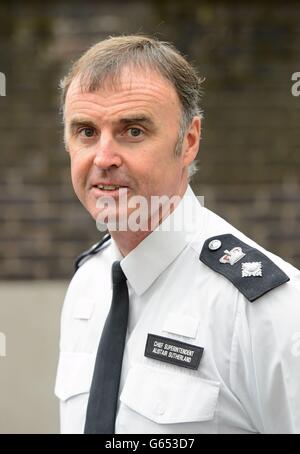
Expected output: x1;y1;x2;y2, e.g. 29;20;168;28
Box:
182;116;201;166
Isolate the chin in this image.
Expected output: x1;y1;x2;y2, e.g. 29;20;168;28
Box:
94;208;128;232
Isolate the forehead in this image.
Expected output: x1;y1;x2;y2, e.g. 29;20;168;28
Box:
64;67;181;123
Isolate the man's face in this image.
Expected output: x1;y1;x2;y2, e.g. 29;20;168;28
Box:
64;66;200;227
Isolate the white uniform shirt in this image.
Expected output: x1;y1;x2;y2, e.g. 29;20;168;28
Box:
55;185;300;434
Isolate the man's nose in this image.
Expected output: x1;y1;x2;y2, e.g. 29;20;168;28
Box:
93;134;122;169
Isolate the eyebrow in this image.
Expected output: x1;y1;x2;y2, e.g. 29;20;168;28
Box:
68;117;98;133
68;114;156;133
117;115;155;128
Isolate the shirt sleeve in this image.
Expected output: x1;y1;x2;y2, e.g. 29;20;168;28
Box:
230;271;300;434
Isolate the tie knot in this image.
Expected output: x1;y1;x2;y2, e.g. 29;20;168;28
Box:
111;261;126;285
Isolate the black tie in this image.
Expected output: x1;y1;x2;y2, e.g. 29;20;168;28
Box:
84;261;129;434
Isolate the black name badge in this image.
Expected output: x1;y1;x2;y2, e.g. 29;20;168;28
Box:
144;334;204;370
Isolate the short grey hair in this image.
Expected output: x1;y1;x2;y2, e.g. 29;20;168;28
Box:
60;34;204;180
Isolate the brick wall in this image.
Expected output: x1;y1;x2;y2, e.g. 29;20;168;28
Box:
0;0;299;279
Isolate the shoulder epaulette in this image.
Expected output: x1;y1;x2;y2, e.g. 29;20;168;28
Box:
74;233;111;273
200;233;290;302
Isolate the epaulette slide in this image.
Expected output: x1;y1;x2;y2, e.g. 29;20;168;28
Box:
200;234;290;302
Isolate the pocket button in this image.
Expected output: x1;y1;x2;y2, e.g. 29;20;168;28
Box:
155;401;165;416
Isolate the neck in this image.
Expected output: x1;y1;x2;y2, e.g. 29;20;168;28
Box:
110;182;189;257
110;229;152;257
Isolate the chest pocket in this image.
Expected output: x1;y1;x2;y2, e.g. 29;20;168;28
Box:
119;364;220;425
54;351;96;402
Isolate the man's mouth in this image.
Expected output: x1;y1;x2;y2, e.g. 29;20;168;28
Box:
91;184;129;195
96;184;123;191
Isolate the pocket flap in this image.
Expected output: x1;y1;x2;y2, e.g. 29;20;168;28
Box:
54;352;96;402
120;364;220;424
72;298;95;320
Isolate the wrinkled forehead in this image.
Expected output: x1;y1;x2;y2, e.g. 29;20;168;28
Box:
64;65;181;116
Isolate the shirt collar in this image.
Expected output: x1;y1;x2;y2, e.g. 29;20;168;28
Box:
115;185;203;296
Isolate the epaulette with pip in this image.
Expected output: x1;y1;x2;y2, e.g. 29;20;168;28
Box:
200;234;290;302
74;233;111;273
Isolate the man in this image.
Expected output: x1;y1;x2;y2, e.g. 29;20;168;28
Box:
55;35;300;434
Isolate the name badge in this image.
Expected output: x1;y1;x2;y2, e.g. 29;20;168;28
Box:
144;334;204;370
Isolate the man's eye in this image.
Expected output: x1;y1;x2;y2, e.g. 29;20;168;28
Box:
79;127;95;138
127;127;143;138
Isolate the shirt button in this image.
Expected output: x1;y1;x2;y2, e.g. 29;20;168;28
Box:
209;239;222;251
155;401;165;415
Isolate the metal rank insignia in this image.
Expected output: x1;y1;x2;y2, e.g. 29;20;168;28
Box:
219;247;246;265
242;261;263;277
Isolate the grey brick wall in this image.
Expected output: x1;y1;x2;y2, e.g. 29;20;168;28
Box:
0;0;299;279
